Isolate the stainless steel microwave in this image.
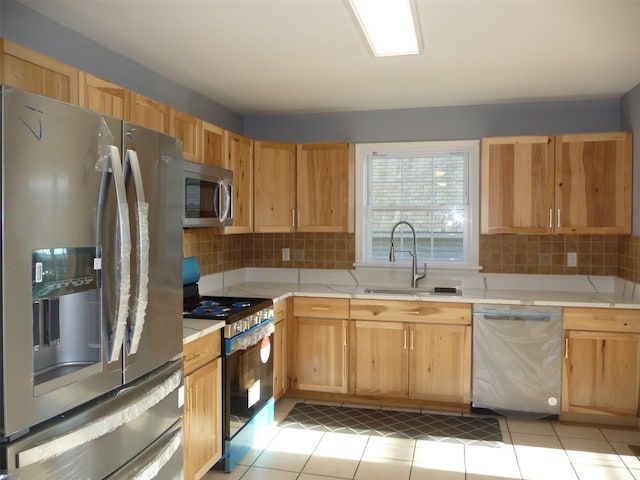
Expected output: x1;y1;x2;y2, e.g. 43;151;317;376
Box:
183;160;233;228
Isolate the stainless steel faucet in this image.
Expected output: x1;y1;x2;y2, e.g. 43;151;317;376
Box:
389;220;427;288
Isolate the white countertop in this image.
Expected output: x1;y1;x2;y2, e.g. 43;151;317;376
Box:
183;318;225;344
194;268;640;309
200;281;640;308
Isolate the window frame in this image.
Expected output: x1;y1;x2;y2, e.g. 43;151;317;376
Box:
354;140;481;271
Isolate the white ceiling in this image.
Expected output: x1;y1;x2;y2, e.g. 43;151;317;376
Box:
20;0;640;116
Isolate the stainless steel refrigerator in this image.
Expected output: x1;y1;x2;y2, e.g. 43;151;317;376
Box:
0;86;184;479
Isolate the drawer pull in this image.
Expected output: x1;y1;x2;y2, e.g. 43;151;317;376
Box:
565;338;569;359
311;306;331;311
407;310;421;315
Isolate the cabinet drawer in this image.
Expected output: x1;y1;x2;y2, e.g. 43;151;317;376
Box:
564;307;640;333
274;299;287;324
183;332;221;375
350;299;471;325
293;297;349;319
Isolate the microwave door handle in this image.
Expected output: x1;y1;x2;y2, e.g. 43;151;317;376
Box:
219;179;231;223
106;145;131;363
123;149;149;355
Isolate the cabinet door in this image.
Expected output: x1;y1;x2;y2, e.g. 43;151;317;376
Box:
562;330;640;418
273;300;288;401
409;324;471;404
273;317;287;401
296;143;354;232
79;72;129;118
170;108;201;162
254;141;296;233
481;136;554;234
290;317;348;393
202;121;225;167
1;39;79;103
352;320;408;397
555;132;632;234
224;133;254;234
183;357;222;480
128;92;169;133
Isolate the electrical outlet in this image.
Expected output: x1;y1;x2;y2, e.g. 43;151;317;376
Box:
567;252;577;267
282;248;290;261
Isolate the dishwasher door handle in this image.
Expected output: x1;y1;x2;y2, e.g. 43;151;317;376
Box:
480;314;556;321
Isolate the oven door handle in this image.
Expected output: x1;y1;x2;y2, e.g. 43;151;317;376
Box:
225;319;275;355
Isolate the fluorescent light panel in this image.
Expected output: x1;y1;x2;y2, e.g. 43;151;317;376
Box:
348;0;421;57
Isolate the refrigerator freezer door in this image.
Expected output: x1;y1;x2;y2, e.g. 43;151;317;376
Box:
104;421;183;480
121;123;183;383
2;361;183;479
1;87;123;437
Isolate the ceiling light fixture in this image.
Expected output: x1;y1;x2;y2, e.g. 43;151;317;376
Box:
347;0;422;57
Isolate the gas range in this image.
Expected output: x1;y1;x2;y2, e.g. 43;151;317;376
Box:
182;283;274;339
183;280;276;472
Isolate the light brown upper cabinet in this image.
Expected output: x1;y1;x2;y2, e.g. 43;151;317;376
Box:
297;143;354;233
554;132;631;234
481;136;554;234
201;121;225;167
253;141;354;233
481;132;632;235
224;132;254;234
128;92;169;134
79;72;129;118
254;141;297;233
169;108;201;162
1;39;79;104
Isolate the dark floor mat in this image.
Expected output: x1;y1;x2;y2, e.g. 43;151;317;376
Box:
280;403;503;446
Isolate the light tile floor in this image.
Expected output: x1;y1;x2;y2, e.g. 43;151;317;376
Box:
203;396;640;480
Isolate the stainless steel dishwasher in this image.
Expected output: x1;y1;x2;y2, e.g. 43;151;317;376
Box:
472;304;563;417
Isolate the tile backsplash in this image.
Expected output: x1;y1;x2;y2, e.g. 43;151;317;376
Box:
183;230;355;275
184;229;640;282
479;234;621;275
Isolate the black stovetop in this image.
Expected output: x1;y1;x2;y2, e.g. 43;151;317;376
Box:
182;283;272;324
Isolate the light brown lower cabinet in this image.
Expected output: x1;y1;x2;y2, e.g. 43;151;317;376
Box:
289;297;349;394
183;333;222;480
562;307;640;425
350;300;472;406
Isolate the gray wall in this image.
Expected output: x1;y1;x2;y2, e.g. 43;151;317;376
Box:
622;83;640;235
0;1;243;133
244;99;621;144
3;0;636;237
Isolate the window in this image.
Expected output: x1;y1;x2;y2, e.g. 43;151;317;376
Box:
355;140;480;270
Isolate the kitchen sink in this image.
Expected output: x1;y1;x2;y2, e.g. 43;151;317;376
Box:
363;287;462;296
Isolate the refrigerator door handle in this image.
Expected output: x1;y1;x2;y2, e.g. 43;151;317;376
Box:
124;149;149;355
130;426;182;480
107;145;132;364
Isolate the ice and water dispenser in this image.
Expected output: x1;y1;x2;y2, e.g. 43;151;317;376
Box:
32;247;103;396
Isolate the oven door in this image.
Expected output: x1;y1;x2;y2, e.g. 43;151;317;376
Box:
224;321;274;439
